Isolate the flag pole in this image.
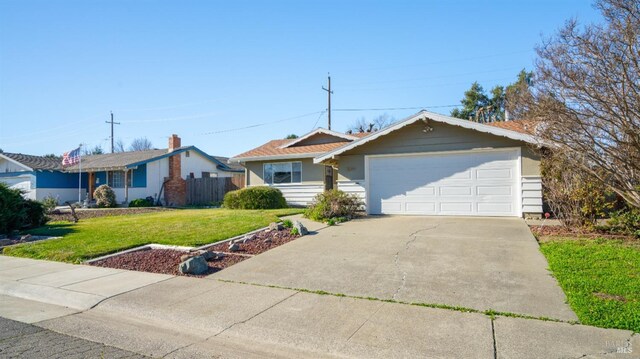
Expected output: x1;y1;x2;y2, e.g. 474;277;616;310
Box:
78;144;82;204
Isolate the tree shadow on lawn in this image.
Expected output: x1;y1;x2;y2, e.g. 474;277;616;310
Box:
24;222;77;237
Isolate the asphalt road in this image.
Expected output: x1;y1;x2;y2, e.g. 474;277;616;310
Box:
0;316;146;359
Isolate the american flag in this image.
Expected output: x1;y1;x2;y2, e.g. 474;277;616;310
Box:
62;147;81;166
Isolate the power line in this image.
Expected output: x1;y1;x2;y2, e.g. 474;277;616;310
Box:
333;105;461;112
199;111;324;136
310;110;327;131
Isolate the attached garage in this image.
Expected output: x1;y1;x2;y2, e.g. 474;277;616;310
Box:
315;110;544;218
367;149;520;216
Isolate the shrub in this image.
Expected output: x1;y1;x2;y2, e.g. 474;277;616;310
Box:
304;190;363;222
540;150;614;229
0;183;47;234
41;195;58;213
223;186;287;210
290;227;299;236
23;200;47;228
282;219;293;228
129;197;154;208
94;185;117;208
603;208;640;238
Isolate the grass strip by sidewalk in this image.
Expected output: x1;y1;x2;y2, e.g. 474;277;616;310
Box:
3;208;303;263
217;279;577;325
539;237;640;333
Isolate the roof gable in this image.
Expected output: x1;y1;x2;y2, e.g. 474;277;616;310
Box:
314;110;540;163
282;128;357;148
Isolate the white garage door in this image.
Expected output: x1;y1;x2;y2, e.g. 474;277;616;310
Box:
367;149;520;216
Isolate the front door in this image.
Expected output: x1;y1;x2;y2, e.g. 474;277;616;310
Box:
324;166;334;191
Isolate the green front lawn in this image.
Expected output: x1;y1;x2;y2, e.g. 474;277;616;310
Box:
539;237;640;332
3;208;303;263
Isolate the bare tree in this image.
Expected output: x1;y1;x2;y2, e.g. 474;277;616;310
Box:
347;114;395;134
128;137;154;152
114;139;125;153
522;0;640;208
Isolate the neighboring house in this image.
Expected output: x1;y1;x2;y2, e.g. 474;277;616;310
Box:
0;135;243;206
0;153;87;202
230;110;543;218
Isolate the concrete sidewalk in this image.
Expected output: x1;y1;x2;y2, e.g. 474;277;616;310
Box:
1;256;638;358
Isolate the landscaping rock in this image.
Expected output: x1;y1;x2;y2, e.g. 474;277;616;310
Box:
228;243;240;252
293;221;309;235
20;234;33;242
263;237;272;243
212;251;225;259
200;251;215;261
178;256;209;275
269;222;283;231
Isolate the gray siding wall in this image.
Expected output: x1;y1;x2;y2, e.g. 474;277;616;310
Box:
337;121;541;181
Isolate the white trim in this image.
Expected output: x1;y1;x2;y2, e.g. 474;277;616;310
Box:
315;110;540;164
364;147;522;217
230;153;323;163
280;128;357;148
0;154;34;171
521;175;543;214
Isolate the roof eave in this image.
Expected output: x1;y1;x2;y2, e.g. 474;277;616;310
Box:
230;153;324;163
314;110;542;164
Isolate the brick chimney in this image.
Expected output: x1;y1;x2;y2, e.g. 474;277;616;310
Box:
164;134;186;206
168;134;181;152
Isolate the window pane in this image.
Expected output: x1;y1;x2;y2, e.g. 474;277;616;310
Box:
292;162;301;183
272;162;291;184
264;164;273;184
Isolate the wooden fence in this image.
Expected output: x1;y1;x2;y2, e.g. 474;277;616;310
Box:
186;175;245;205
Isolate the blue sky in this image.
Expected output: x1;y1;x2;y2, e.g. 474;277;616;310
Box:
0;0;601;157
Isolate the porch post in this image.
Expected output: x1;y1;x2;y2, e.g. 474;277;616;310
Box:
124;169;129;204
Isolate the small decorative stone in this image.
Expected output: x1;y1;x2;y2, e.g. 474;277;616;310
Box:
178;256;209;275
293;221;309;236
269;222;283;231
228;243;240;252
212;251;225;259
263;237;272;243
20;234;33;242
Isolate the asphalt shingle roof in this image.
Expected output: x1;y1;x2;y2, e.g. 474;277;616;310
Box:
2;153;63;170
64;148;187;171
232;132;370;160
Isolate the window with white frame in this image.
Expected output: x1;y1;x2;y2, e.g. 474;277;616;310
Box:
108;170;132;188
263;162;301;184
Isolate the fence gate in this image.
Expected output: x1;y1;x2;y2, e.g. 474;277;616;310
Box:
186;175;244;205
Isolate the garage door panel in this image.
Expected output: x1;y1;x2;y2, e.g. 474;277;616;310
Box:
439;186;472;196
405;202;436;213
440;202;473;213
477;186;512;196
368;150;519;217
476;168;513;179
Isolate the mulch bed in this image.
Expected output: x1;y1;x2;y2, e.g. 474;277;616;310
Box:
90;248;248;277
530;225;633;242
89;227;302;276
208;227;300;255
48;207;173;222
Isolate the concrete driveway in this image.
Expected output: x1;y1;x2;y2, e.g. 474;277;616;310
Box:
214;216;577;321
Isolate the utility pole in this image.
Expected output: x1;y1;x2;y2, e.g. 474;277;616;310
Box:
322;74;333;130
105;111;120;153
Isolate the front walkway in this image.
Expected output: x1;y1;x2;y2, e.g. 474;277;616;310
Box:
0;255;637;358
